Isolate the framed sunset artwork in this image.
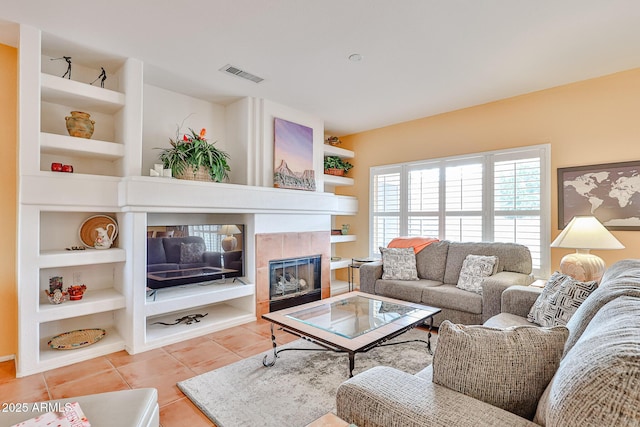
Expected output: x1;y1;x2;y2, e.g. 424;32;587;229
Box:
273;117;316;191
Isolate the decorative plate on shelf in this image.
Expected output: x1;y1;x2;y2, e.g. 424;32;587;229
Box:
79;215;118;248
48;328;106;350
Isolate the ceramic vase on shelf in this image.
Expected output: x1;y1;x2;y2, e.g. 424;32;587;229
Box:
65;111;95;139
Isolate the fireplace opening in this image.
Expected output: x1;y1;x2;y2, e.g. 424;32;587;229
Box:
269;255;322;312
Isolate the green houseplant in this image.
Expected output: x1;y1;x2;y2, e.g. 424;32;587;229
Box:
158;127;230;182
324;156;354;176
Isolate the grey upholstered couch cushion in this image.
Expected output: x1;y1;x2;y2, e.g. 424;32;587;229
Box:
336;366;539;427
433;321;568;420
0;388;159;427
534;295;640;426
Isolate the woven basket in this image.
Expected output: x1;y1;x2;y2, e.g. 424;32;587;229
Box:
324;168;345;176
48;328;106;350
176;165;213;182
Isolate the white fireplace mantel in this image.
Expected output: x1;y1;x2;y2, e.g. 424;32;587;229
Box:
20;174;357;215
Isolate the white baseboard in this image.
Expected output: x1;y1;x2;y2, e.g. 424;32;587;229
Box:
0;354;15;362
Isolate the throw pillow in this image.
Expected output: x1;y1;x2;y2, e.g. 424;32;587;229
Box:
180;242;206;263
527;271;598;327
379;247;419;281
456;254;498;294
433;321;569;420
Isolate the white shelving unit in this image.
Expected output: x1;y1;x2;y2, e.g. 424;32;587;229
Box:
323;144;355;192
144;282;255;346
324;144;356;296
15;24;359;376
16;26;262;375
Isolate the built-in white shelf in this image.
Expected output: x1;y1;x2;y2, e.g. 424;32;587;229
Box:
145;302;255;347
331;235;356;244
40;132;124;160
331;259;351;270
20;174;122;207
323;144;354;159
41;73;125;113
37;288;126;322
38;248;126;268
145;281;255;317
324;174;354;186
38;327;124;370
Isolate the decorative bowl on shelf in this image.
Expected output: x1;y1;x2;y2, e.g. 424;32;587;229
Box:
67;284;87;300
45;289;68;304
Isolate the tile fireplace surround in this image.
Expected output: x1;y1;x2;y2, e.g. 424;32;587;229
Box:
255;231;331;318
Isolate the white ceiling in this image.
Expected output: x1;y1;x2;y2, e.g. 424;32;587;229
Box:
2;1;640;136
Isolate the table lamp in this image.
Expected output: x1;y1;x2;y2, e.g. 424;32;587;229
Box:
551;215;624;282
218;225;241;251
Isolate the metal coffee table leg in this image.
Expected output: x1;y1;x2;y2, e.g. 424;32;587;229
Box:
262;323;279;367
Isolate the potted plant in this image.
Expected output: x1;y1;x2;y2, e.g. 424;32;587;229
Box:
324;156;354;176
158;127;230;182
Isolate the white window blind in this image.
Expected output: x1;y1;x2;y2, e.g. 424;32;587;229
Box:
493;155;543;271
370;145;550;277
408;167;439;237
371;169;401;251
445;161;483;241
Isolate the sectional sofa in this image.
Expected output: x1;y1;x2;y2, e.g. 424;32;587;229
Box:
337;259;640;426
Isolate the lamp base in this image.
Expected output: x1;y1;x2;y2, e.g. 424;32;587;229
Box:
221;235;237;252
559;250;605;282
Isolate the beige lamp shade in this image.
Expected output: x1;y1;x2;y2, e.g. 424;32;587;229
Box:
551;216;624;282
218;225;242;252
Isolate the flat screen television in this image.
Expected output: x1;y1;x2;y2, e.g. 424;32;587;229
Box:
146;224;245;289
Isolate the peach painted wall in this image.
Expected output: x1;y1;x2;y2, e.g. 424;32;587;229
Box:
0;43;18;357
337;68;640;277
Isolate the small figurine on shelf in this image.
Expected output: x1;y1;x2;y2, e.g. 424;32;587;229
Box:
49;276;63;293
51;56;72;79
67;284;87;301
341;224;350;235
90;67;107;88
45;288;69;304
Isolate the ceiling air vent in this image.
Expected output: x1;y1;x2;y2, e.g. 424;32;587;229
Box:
219;64;264;83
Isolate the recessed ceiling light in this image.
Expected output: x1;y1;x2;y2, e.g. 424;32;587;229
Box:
348;53;363;62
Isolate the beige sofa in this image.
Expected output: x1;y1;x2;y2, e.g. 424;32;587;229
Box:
336;259;640;426
359;240;534;326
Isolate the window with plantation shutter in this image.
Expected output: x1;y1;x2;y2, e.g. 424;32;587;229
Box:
371;168;401;253
493;154;543;272
408;166;439;238
370;145;550;277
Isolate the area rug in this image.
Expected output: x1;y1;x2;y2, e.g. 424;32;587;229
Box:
178;328;437;427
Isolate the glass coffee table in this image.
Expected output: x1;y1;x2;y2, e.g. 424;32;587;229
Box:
261;291;441;377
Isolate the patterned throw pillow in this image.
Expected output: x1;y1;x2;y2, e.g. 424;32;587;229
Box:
433;321;569;420
379;247;419;280
527;272;598;327
456;254;498;294
180;242;206;263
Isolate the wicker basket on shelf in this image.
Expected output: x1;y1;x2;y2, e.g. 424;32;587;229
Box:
324;168;345;176
175;165;213;182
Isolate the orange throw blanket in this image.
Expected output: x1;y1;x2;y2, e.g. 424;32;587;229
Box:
387;237;439;253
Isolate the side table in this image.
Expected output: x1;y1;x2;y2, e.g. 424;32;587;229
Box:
348;258;376;291
529;279;547;288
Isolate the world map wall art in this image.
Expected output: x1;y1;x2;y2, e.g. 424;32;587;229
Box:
558;160;640;230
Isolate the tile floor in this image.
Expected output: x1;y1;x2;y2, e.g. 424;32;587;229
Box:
0;320;299;427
